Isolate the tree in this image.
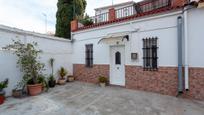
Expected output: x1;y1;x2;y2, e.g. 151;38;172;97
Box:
4;40;45;85
55;0;87;39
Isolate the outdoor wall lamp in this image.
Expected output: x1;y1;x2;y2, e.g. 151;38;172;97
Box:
122;35;129;41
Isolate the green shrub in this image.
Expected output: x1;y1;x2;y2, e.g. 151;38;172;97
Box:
98;76;108;83
0;78;9;90
49;74;55;81
58;67;68;79
79;14;94;26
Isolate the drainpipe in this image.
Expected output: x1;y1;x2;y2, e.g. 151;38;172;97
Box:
183;6;189;91
177;16;183;93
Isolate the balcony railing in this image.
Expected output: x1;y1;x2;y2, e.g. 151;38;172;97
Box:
79;0;171;27
90;12;109;24
116;0;171;19
116;5;135;19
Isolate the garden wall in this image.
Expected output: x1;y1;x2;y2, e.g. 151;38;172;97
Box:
0;25;73;96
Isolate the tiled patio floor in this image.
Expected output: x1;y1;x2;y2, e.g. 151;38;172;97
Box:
0;82;204;115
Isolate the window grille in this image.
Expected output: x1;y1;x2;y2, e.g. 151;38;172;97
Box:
85;44;93;67
143;37;158;71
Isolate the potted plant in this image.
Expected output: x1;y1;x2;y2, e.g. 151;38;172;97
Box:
48;75;56;88
4;41;45;96
37;75;49;92
0;78;8;105
48;58;56;88
79;14;94;26
12;88;23;98
58;67;67;85
67;75;75;82
98;76;108;87
12;81;24;98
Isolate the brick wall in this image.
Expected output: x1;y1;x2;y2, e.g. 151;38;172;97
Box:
73;64;109;84
183;67;204;100
73;64;204;100
125;65;178;96
71;20;78;32
171;0;187;8
108;8;116;21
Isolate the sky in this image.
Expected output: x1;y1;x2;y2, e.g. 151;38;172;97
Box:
0;0;140;34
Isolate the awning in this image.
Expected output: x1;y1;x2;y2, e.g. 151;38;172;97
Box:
98;32;129;44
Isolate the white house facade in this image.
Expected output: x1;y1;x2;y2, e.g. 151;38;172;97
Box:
71;0;204;100
1;0;204;101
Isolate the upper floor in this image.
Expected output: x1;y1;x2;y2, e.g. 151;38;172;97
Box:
94;1;136;22
71;0;203;32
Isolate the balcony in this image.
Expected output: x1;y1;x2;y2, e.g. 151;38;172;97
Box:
89;0;170;23
71;0;183;32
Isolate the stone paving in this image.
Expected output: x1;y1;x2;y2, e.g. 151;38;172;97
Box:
0;82;204;115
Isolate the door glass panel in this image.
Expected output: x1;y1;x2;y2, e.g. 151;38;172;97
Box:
115;51;121;65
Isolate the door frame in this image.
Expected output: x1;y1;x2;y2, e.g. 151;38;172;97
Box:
109;45;125;86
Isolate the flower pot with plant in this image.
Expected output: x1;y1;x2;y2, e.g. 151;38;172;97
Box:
4;41;46;96
12;89;23;98
48;75;56;88
67;75;75;82
58;67;67;85
12;81;24;98
0;78;8;105
48;58;56;88
98;76;108;87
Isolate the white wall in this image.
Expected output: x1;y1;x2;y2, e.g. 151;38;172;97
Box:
72;11;182;67
188;8;204;67
0;26;72;96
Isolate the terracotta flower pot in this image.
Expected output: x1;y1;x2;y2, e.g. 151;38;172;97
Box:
12;89;23;98
58;79;66;85
0;95;5;105
99;83;106;87
67;76;75;82
27;84;43;96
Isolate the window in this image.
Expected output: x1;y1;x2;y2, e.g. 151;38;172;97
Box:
115;51;121;64
85;44;93;67
143;37;158;71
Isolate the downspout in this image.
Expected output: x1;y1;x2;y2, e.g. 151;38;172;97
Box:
177;16;183;93
183;6;189;91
